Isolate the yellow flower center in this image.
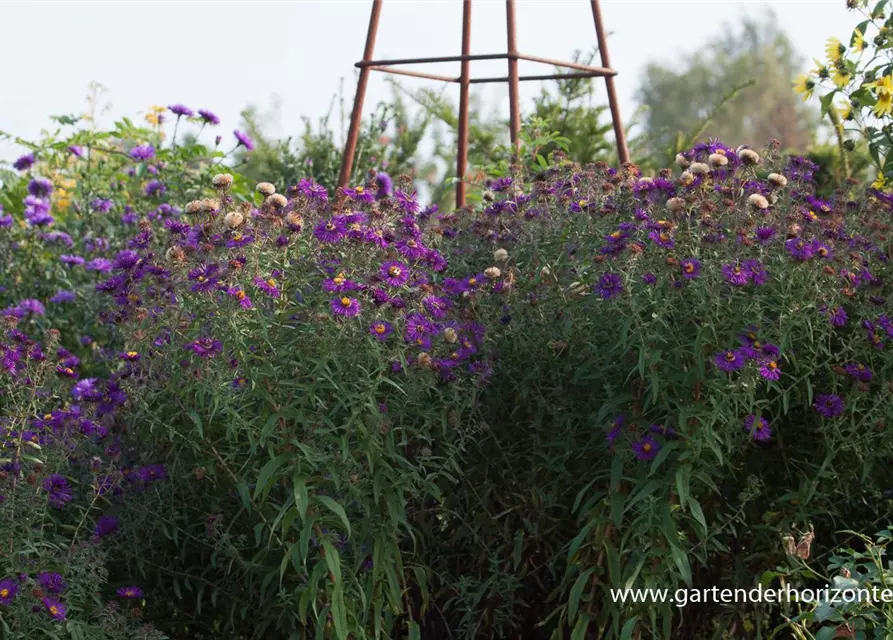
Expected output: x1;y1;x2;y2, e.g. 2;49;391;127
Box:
1;589;9;598
725;352;736;362
326;223;336;231
768;361;778;370
684;263;694;273
388;266;401;277
374;324;386;334
468;278;477;286
44;414;53;420
334;275;345;285
659;233;670;242
578;200;587;207
266;279;277;288
49;606;58;615
233;233;243;241
340;297;351;307
237;291;246;300
609;231;621;239
197;276;206;283
857;364;865;371
126;351;138;358
642;443;652;452
128;294;139;303
62;368;73;375
350;223;361;231
407;240;417;247
355;186;364;194
819;248;828;256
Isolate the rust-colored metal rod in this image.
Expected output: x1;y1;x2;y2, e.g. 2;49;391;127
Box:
515;52;616;76
470;70;614;84
339;0;382;189
368;66;459;83
505;0;521;156
356;53;508;67
456;0;472;209
590;0;629;164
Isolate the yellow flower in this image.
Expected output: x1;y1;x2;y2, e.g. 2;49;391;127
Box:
872;173;886;190
149;104;166;113
870;75;893;117
832;66;852;88
145;113;160;126
825;37;844;63
853;28;867;52
838;101;853;121
793;74;815;101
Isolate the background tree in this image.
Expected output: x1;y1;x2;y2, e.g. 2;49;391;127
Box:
636;14;816;160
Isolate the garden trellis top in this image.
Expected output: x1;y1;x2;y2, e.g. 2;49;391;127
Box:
339;0;630;208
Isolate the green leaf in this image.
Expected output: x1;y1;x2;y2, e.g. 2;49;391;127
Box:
619;616;639;640
254;453;292;502
569;568;595;622
331;583;348;640
313;495;351;538
675;464;691;509
407;621;421;640
670;546;692;586
293;474;309;520
570;613;591;640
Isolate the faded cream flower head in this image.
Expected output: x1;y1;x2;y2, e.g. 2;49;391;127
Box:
211;173;233;189
675;153;690;168
666;197;686;213
494;248;509;262
484;267;501;279
747;193;769;210
767;173;788;188
224;211;244;229
708;153;729;168
689;162;710;176
738;149;760;165
265;194;287;209
256;182;276;196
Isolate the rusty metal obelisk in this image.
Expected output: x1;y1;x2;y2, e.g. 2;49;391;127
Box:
338;0;629;208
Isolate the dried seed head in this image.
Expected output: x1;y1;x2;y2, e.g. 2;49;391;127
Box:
256;182;276;196
494;248;509;262
165;246;186;263
708;153;729;167
767;173;788;188
265;194;288;209
443;327;458;343
285;212;303;228
200;198;219;213
484;267;501;279
768;192;778;204
747;193;769;210
675;153;691;168
224;211;244;229
211;173;233;189
666;197;686;213
185;200;203;215
689;162;710;176
738;148;760;165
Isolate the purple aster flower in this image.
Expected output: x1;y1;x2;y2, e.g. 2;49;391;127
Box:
323;273;360;293
597;272;624;300
379;261;409;287
845;362;873;382
369;320;393;340
71;378;99;400
405;312;436;343
631;436;660;460
743;259;767;285
0;214;12;227
91;198;113;213
314;218;347;244
680;258;701;279
343;185;374;202
42;597;66;620
144;180;166;197
227;288;253;309
116;586;144;599
43;474;72;508
17;299;45;316
94;515;119;538
0;578;18;605
28;177;53;198
226;232;254;248
785;238;815;261
198;109;220;125
331;296;361;317
168;104;194;117
394;189;420;214
759;359;782;380
68;145;83;157
37;572;67;594
814;394;845;418
13;154;35;171
828;306;848;328
641;272;657;285
648;230;675;249
24;196;53;226
60;255;84;267
49;291;76;304
186;338;223;358
423;296;452;320
113;249;141;271
744;415;772;441
129;145;155;161
395;238;428;262
607;415;624;443
253;276;281;298
722;262;750;286
86;258;113;272
755;226;776;243
375;172;393;200
714;349;746;372
233;130;254;150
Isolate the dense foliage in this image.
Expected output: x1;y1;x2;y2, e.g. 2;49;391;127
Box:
2;95;893;640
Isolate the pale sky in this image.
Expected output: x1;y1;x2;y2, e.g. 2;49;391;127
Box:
0;0;855;161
